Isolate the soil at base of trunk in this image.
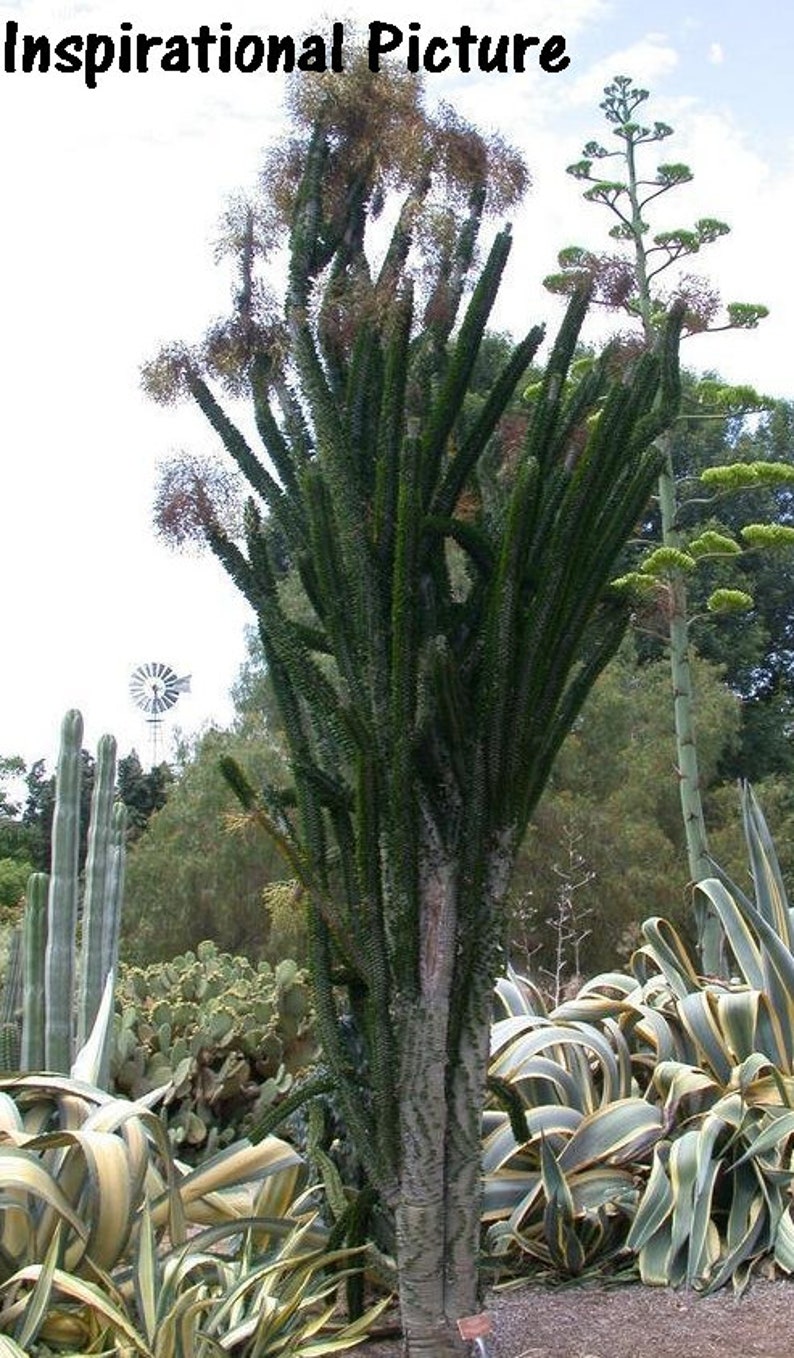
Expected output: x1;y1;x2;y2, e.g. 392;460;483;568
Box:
355;1278;794;1358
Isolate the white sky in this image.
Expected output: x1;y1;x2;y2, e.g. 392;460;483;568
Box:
1;0;792;776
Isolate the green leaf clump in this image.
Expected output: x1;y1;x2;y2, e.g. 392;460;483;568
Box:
687;531;742;559
706;588;754;614
700;461;794;491
640;546;696;576
740;523;794;550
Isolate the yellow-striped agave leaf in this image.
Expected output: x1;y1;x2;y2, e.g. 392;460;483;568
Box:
490;1020;627;1110
634;918;702;998
557;1099;664;1174
0;1263;152;1355
742;783;793;945
0;1146;87;1274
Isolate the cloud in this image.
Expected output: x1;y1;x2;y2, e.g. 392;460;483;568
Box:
708;41;724;65
567;35;679;106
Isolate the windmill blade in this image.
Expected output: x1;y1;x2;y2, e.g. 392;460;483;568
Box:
130;662;190;715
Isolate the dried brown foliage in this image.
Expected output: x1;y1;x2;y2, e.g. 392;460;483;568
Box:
264;54;528;225
140;343;196;406
153;453;243;549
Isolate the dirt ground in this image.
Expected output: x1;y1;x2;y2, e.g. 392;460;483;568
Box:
356;1277;794;1357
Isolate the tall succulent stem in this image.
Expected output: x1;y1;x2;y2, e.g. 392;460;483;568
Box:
77;734;118;1049
20;713;126;1080
44;709;83;1071
21;874;48;1071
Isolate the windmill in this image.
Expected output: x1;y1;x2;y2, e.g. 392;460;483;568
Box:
129;662;191;766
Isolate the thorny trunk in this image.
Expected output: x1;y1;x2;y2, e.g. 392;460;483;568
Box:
394;842;511;1357
396;998;469;1358
395;842;465;1357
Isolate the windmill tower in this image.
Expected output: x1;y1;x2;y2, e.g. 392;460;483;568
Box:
129;662;191;766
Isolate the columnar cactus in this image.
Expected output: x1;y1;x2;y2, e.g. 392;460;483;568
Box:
0;925;22;1069
21;874;47;1070
20;712;127;1081
77;734;125;1051
44;710;83;1070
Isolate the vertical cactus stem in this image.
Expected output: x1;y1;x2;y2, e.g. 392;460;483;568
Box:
96;801;127;1089
0;926;23;1072
103;802;127;979
1;925;23;1026
77;734;117;1050
44;709;83;1072
22;872;49;1071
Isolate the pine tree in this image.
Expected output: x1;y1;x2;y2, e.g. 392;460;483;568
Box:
144;63;681;1357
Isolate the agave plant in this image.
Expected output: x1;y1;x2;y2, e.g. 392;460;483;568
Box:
483;970;663;1278
622;786;794;1290
485;785;794;1292
0;1073;304;1282
0;1212;389;1356
0;1072;388;1354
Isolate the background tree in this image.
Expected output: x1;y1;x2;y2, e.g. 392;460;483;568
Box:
144;61;682;1356
116;752;172;842
544;74;792;969
685;399;794;782
509;638;741;982
121;725;293;965
0;755;35;872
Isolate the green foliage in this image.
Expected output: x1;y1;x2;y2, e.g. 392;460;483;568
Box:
700;461;794;491
116;752;172;841
741;523;794;549
0;860;30;911
112;942;317;1161
640;545;696;575
706;589;754;614
121;726;295;966
509;641;740;979
687;531;742;559
0;758;25;821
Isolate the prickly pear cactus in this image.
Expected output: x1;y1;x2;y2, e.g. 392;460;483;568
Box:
112;941;318;1161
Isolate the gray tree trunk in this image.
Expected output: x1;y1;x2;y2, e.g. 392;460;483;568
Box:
394;840;511;1356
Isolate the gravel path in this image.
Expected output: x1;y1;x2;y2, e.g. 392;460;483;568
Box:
355;1277;794;1357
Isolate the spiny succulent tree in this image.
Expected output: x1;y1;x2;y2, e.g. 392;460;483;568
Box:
544;74;794;972
144;62;681;1357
